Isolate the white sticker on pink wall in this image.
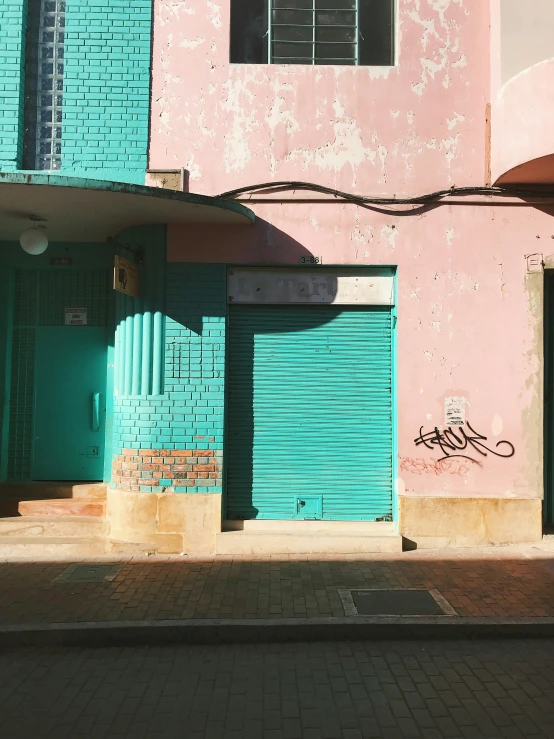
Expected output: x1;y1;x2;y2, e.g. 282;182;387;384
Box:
445;397;466;427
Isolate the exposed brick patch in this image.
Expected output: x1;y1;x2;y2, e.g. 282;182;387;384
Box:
112;449;223;493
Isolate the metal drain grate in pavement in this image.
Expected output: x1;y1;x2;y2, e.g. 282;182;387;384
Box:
338;588;457;617
53;563;123;583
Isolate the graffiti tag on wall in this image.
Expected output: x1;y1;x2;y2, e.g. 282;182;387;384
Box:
414;422;515;465
399;457;474;477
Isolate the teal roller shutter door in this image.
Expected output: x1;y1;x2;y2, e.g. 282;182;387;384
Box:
227;305;393;521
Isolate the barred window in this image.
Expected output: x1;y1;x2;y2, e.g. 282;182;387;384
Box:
23;0;66;171
230;0;395;66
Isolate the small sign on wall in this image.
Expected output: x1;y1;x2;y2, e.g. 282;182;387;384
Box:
65;308;87;326
445;397;466;427
114;255;140;298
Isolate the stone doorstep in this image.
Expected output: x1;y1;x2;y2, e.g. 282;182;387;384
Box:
0;487;113;556
0;537;114;557
0;536;153;557
0;515;108;538
2;617;554;648
72;484;108;500
0;483;107;501
18;498;106;518
215;529;403;555
223;520;396;533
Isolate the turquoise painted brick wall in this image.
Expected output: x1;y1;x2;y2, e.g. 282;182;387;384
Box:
0;0;27;171
0;0;152;183
63;0;152;184
164;264;226;454
112;264;227;493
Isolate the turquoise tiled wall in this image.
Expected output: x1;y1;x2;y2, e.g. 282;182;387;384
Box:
63;0;152;183
112;264;227;494
0;0;152;183
0;0;27;171
164;264;226;454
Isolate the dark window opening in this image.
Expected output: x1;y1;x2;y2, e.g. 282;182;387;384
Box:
230;0;395;66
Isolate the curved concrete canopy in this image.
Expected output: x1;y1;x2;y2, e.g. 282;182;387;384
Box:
496;153;554;186
493;59;554;185
0;173;255;242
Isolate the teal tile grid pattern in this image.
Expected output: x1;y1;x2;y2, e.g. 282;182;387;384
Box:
0;0;152;183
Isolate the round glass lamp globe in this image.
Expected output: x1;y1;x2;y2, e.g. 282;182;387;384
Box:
20;228;48;255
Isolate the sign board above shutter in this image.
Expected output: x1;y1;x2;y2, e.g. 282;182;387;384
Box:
228;269;394;306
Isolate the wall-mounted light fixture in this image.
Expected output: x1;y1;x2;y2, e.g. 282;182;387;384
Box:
20;216;48;255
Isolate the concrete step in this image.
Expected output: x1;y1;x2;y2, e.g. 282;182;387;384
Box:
215;528;403;556
0;482;106;501
0;536;113;557
107;539;155;555
72;483;107;500
0;516;108;539
0;483;75;501
223;520;396;534
18;499;106;518
0;536;153;558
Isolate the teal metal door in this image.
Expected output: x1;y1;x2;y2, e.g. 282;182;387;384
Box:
227;306;394;521
32;327;107;480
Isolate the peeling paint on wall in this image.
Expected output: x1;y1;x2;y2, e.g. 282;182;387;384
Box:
150;0;489;195
152;2;548;506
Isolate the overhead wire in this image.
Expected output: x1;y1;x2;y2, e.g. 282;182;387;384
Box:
219;181;554;205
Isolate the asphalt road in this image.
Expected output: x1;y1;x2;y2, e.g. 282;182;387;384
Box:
0;639;553;738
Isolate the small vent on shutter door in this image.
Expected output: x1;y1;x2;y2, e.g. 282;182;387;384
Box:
227;305;394;521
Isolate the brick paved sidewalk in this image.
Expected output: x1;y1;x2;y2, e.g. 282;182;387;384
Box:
0;545;553;626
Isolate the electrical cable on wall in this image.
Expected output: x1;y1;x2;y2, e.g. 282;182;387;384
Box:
219;181;554;205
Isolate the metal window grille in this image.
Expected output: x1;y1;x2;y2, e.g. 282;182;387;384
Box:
23;0;66;170
269;0;360;65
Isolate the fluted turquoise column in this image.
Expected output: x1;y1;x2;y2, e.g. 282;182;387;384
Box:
141;308;152;393
132;309;143;395
152;310;164;396
113;225;167;399
124;311;134;396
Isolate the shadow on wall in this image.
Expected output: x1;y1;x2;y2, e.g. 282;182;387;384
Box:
525;201;554;219
167;216;323;265
162;218;396;522
165;217;343;520
225;306;350;521
167;216;340;337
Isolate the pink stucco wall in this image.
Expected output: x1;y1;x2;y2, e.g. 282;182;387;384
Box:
149;0;490;195
149;1;550;504
168;200;547;501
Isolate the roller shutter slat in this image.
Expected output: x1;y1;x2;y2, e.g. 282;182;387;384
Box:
227;306;393;521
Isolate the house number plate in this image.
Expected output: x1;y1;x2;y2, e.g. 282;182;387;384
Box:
299;256;322;265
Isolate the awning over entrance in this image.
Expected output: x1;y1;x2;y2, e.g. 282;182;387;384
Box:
492;59;554;186
0;173;255;242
